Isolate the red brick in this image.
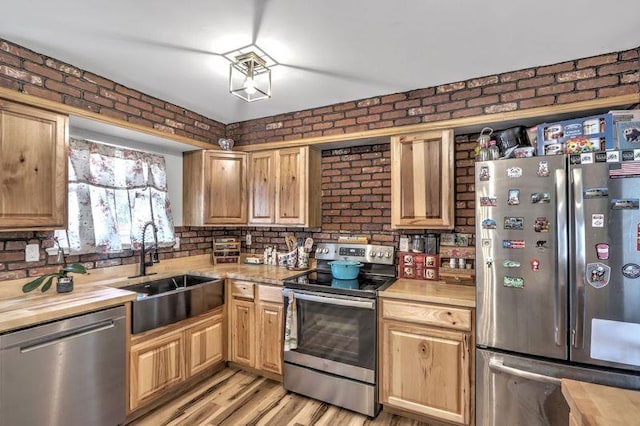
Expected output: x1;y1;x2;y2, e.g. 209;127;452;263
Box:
501;89;535;102
100;107;128;120
381;93;406;104
356;114;380;124
65;76;98;93
0;251;24;262
313;106;333;116
115;102;141;116
0;50;21;67
382;110;408;120
577;54;618;69
335;118;356;127
44;58;82;77
537;61;574;75
620;50;639;61
622;72;639;84
436;81;465;93
23;61;64;81
334;102;356;111
576;76;619;90
451;88;481;100
518;75;555;89
422;93;451;106
395;117;422;126
141;94;165;108
357;98;380;108
557;91;596;103
100;88;128;103
599;62;638;76
21;85;62;102
437;100;466;112
408;87;436;98
483;82;517;95
452;107;483;118
115;84;140;99
484;102;518;114
598;85;638;97
500;69;535;82
468;95;499;107
64;97;99;112
557;68;596;82
536;82;575;96
0;65;43;85
129;97;153;112
0;41;43;64
45;79;81;97
467;75;499;88
421;113;451;123
83;72;115;89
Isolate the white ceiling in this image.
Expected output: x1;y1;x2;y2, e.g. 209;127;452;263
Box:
1;1;639;124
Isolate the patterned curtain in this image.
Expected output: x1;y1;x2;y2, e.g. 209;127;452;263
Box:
57;138;175;253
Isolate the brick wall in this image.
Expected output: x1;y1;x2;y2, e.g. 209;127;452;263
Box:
227;48;639;145
0;39;226;143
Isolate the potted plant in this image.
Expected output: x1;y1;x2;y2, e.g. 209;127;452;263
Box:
22;237;88;293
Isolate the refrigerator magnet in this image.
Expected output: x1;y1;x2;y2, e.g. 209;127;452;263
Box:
479;166;490;181
606;151;620;163
592;214;605;228
507;167;523;178
482;219;497;229
536;161;550;177
534;217;549;233
536;240;548;250
503;276;524;289
503;239;525;249
503;260;521;268
584;188;608;199
622;263;640;279
595;243;609;260
480;196;497;207
530;258;540;271
507;189;520;205
531;192;551;204
586;263;611;289
504;217;524;230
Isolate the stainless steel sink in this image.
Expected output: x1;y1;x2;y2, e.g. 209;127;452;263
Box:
123;274;224;334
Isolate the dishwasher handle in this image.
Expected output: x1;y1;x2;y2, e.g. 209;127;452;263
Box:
20;320;115;353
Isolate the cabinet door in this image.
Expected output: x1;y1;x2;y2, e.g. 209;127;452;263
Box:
275;147;306;225
130;330;185;410
203;151;247;224
257;301;283;375
185;313;224;378
248;151;275;224
230;298;255;367
381;320;471;425
391;130;454;229
0;101;67;229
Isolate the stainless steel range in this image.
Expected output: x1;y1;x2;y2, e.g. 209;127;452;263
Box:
282;243;396;417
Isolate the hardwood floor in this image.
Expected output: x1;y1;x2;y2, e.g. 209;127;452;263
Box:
131;367;430;426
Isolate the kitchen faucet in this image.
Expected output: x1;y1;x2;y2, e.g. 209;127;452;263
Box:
129;221;159;278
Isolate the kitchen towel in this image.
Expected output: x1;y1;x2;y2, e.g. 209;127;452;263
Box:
284;292;298;351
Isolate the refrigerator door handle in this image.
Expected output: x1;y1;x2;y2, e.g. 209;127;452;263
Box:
488;358;562;385
554;168;568;347
571;167;586;349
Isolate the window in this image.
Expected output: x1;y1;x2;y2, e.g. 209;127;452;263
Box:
55;138;175;254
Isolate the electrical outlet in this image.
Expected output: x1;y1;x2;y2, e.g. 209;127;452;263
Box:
246;233;252;246
25;243;40;262
173;237;180;250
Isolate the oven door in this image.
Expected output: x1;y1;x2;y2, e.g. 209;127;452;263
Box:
283;289;376;384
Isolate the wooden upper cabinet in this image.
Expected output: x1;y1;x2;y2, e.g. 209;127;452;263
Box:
248;151;275;224
183;150;247;225
248;146;321;227
391;129;454;229
0;100;67;230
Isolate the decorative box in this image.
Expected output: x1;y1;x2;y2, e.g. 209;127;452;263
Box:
397;252;439;280
537;113;614;156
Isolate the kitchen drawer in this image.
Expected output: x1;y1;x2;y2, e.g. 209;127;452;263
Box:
230;281;255;300
257;284;283;303
381;299;471;331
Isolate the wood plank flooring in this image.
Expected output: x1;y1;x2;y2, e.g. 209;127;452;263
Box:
131;367;430;426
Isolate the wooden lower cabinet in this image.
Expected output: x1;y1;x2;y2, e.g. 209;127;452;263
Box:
130;329;185;410
380;299;473;425
257;301;284;375
228;280;284;378
129;308;224;412
185;315;224;377
230;298;256;368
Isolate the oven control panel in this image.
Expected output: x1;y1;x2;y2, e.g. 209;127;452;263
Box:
315;243;395;265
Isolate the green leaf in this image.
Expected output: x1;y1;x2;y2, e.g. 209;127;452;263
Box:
41;276;56;293
22;274;52;293
62;263;87;274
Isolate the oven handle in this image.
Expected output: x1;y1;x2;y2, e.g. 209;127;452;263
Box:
283;289;375;310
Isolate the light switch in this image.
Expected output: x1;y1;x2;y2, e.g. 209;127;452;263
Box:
173;237;180;250
25;244;40;262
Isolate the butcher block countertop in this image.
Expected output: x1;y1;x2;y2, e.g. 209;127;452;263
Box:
379;278;476;308
561;379;640;426
0;255;305;333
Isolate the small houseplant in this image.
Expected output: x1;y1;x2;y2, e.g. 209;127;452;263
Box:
22;237;87;293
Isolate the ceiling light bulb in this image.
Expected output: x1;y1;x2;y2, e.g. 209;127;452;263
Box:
244;76;257;95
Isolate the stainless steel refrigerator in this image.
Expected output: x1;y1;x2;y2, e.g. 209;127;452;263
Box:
475;153;640;426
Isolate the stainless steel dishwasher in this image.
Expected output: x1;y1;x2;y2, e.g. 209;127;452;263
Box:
0;305;126;426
